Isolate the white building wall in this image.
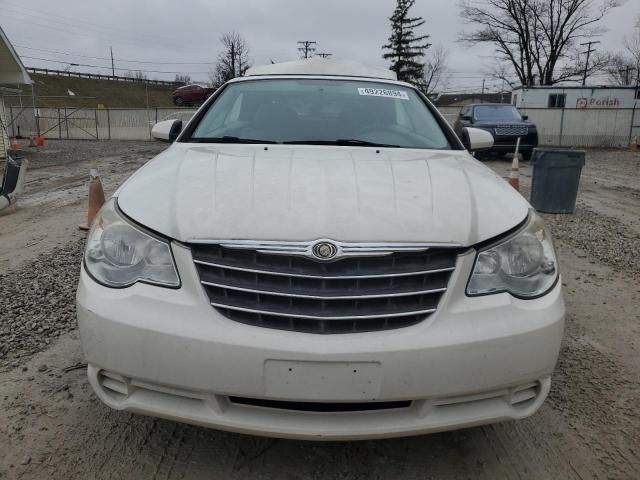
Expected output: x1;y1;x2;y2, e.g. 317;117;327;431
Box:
512;87;639;109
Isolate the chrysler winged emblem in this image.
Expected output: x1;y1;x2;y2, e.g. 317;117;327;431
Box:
312;241;338;260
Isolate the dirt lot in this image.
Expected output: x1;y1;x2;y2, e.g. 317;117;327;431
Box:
1;141;639;479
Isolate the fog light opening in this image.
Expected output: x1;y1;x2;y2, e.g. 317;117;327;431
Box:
98;370;130;400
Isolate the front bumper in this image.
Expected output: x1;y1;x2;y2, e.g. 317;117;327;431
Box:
490;134;538;153
77;244;565;440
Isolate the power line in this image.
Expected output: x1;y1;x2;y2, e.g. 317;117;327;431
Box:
15;44;216;65
0;0;184;46
297;41;317;59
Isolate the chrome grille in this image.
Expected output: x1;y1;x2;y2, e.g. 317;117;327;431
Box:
190;242;461;334
494;125;528;136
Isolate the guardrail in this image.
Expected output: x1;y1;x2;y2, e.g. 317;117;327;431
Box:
26;67;183;88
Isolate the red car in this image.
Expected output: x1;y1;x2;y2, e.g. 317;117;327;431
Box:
172;84;215;106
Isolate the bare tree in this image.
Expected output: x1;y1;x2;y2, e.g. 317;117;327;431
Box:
124;70;147;80
174;74;191;85
208;66;225;89
606;16;640;86
422;45;448;94
488;61;520;89
459;0;619;86
607;53;635;85
623;17;640;85
213;32;251;87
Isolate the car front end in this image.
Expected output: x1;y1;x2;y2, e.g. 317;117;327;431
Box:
480;123;539;158
77;67;564;440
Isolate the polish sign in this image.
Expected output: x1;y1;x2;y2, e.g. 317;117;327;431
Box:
576;96;621;109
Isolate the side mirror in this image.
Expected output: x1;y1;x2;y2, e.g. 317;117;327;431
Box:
461;127;494;151
151;119;183;143
460;114;472;122
521;114;529;121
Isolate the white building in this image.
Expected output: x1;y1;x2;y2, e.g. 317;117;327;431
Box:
512;86;640;109
0;25;31;158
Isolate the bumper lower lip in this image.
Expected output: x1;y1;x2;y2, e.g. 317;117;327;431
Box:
88;365;551;441
77;243;565;439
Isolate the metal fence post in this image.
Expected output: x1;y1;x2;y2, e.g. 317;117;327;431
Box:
58;108;62;139
559;106;565;146
9;105;14;138
65;108;69;139
94;109;99;140
107;108;111;140
628;104;637;147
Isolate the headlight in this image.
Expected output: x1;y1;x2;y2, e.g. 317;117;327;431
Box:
84;199;180;288
467;211;558;298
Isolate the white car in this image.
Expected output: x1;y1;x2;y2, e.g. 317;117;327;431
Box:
77;59;564;440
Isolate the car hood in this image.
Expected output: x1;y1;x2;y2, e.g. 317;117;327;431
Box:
116;144;529;246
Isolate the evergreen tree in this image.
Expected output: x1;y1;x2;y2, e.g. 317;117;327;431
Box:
382;0;431;86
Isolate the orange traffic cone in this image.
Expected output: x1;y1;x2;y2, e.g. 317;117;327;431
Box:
10;137;20;154
506;137;521;191
507;154;520;191
28;131;36;148
79;169;106;231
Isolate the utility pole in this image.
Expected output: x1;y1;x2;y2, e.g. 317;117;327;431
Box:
110;46;115;78
231;42;236;77
316;52;332;58
580;40;600;86
297;41;317;59
481;79;485;96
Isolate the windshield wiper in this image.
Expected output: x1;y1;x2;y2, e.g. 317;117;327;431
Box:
283;139;400;148
186;136;278;144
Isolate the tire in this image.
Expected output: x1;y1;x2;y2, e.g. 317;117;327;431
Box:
174;97;185;107
521;150;533;161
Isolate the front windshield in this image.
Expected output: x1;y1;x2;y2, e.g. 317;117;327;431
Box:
474;105;522;122
186;79;451;149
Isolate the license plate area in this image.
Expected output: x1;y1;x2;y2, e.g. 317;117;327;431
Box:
264;360;381;401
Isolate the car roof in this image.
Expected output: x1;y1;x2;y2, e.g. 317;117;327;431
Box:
245;58;397;81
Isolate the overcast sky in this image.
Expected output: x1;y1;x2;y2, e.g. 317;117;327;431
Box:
2;0;638;92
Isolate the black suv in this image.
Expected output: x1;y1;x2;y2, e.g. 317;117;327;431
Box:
453;104;538;160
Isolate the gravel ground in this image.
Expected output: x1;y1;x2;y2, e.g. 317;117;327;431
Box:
0;143;639;479
0;238;84;370
2;140;163;171
543;206;640;276
487;150;640;278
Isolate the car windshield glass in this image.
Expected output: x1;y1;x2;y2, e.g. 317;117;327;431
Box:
186;79;451;149
474;105;522;122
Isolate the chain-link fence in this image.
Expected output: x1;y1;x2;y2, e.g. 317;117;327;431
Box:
0;97;8;159
438;105;640;148
4;102;640;148
5;106;198;142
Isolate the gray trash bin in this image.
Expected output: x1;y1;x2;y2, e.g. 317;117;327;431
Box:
530;148;585;213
